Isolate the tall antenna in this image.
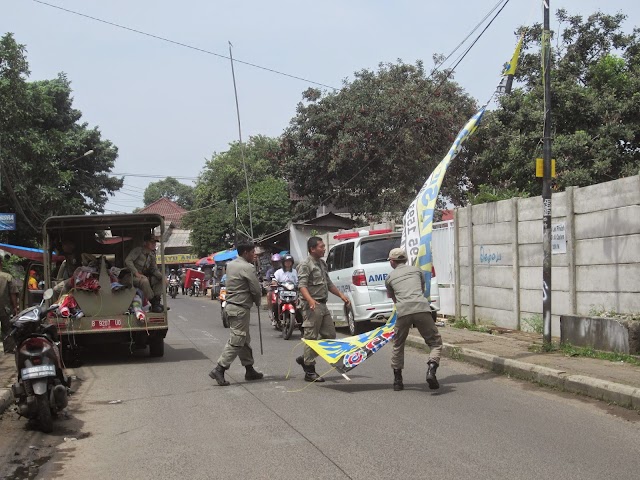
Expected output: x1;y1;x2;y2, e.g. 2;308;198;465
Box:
228;41;254;241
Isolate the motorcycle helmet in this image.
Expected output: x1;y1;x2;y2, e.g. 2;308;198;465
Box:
282;254;294;264
271;253;282;262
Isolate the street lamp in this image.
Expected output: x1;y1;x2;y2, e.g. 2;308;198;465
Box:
67;150;94;164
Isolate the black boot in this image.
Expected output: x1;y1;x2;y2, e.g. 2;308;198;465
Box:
150;296;164;313
296;355;308;373
245;365;264;381
304;364;325;383
209;364;230;386
393;369;404;391
426;361;440;390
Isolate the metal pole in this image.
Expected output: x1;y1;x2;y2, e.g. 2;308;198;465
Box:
542;1;553;344
233;197;238;247
228;42;255;241
229;41;262;354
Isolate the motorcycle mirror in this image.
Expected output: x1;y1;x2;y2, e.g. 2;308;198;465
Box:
43;289;54;301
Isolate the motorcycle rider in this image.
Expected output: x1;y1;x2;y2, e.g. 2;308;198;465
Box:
274;254;298;285
264;253;281;325
168;269;180;296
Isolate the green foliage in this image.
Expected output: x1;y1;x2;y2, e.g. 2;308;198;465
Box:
522;314;543;334
451;317;492;333
184;136;290;255
467;11;640;198
143;177;194;209
468;184;530;205
279;61;478;216
530;341;640;365
0;33;122;246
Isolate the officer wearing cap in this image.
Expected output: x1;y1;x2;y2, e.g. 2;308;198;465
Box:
385;247;442;391
209;241;264;386
296;236;350;382
125;233;165;313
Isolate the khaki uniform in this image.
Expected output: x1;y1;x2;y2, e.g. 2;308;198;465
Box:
217;256;262;368
1;271;18;352
385;263;442;369
125;246;164;301
298;255;336;366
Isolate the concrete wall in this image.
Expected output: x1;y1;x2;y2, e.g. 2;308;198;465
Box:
454;175;640;337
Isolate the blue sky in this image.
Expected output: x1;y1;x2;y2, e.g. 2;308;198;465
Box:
3;0;638;213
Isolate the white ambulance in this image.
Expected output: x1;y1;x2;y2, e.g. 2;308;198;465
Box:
326;230;440;335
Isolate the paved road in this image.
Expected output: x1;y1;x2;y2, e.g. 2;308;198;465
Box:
1;294;639;479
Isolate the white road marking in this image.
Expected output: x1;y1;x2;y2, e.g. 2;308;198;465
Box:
178;315;189;322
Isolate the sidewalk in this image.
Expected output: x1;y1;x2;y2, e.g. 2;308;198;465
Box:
0;348;15;415
406;323;640;410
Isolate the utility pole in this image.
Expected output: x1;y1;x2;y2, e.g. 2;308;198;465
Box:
542;0;553;344
233;196;238;247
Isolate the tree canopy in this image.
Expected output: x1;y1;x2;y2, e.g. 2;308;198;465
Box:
467;10;640;198
278;61;478;218
0;33;122;246
143;177;194;209
184;136;290;256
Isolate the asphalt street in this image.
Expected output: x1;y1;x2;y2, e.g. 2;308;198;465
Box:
1;294;639;480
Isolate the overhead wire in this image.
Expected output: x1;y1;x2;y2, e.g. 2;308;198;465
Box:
32;0;338;90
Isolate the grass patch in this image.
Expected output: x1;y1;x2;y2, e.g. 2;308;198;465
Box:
528;342;640;366
521;315;543;334
450;317;492;334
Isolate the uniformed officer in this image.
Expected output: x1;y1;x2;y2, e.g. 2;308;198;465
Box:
125;233;165;313
0;256;19;353
385;247;442;391
209;242;264;386
296;236;350;382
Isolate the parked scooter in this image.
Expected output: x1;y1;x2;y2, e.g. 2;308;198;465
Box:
5;289;71;433
169;277;179;299
277;282;303;340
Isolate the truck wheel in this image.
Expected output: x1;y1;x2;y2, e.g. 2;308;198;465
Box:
149;337;164;357
37;394;54;433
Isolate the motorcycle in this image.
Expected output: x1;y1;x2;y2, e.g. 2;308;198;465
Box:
5;289;71;433
268;277;280;329
169;277;179;299
218;285;229;328
189;278;202;297
277;282;303;340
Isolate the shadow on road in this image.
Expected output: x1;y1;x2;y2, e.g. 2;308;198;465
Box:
65;343;209;367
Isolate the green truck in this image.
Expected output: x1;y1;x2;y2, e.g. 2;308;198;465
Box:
26;214;169;359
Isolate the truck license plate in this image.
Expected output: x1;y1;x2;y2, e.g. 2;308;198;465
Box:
91;319;123;330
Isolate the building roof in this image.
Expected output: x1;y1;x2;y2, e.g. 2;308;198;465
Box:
163;228;192;248
139;198;188;227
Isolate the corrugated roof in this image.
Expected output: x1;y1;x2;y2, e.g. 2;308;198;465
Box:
164;229;192;248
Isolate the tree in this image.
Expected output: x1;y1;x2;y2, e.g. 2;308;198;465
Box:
278;61;478;217
143;177;194;209
0;33;122;246
467;11;640;197
184;136;290;255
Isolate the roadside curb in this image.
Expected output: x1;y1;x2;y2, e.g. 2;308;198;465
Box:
405;334;640;410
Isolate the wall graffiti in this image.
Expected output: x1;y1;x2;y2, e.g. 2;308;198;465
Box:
479;245;502;264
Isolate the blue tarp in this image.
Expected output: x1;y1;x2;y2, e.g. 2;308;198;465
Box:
213;249;238;262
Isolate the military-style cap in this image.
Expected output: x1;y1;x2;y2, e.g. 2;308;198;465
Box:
144;233;160;242
388;248;407;261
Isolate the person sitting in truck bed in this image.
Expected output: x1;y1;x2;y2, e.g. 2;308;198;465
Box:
125;233;166;313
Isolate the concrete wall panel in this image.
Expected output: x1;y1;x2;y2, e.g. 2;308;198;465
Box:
576;292;640;315
520;289;572;315
459;246;469;266
574;176;640;214
474;286;513;310
576;234;640;265
519;244;568;267
475;306;516;328
472;201;513;225
576;264;640;293
520;267;569;291
474;265;514;289
458;226;468;247
473;244;513;266
518;220;541;244
575;206;640;240
473;222;513;245
518;197;540;221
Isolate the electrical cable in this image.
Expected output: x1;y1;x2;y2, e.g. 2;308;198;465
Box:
32;0;338;90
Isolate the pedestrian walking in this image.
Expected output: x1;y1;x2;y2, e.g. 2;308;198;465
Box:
209;242;263;386
0;256;19;353
385;248;442;391
296;236;350;382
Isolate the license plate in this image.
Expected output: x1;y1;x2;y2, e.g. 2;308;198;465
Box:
91;319;123;330
21;364;56;380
